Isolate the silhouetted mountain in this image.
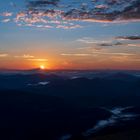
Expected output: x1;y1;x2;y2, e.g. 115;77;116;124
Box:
104;72;138;81
0;70;140;140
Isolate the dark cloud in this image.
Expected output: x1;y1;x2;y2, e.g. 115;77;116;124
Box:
118;0;140;21
100;43;113;47
114;42;123;45
13;0;140;29
99;42;123;47
26;0;140;22
27;0;59;7
116;36;140;40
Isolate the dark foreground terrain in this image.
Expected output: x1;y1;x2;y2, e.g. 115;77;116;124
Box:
0;70;140;140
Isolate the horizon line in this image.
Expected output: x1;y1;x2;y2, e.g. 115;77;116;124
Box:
0;67;140;71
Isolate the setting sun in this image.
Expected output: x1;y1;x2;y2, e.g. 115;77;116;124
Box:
40;65;45;70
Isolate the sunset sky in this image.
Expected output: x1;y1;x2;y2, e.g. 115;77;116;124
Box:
0;0;140;70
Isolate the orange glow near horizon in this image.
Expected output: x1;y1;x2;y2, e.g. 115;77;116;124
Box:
0;50;140;70
0;57;140;70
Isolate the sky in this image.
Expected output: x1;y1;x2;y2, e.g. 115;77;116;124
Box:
0;0;140;70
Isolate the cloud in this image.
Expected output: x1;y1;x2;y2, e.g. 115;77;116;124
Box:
0;1;139;29
1;12;12;17
2;19;11;23
61;53;91;56
27;0;59;7
92;52;135;56
77;36;140;48
11;0;140;29
116;35;140;40
99;43;114;47
77;37;111;44
56;24;82;29
15;12;26;21
26;0;140;23
14;54;35;58
77;37;98;44
110;55;140;62
99;42;124;47
61;52;134;57
27;58;48;62
15;9;80;29
95;4;109;9
63;0;140;23
77;46;106;53
14;55;48;61
0;53;8;57
127;44;140;47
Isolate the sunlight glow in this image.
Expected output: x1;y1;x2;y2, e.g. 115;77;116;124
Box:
40;65;45;70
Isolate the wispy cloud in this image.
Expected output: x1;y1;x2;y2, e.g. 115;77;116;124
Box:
77;37;112;44
61;52;135;57
27;58;48;62
77;36;140;48
0;12;12;23
14;10;81;29
2;19;11;23
56;24;82;29
14;54;35;58
14;54;48;62
116;35;140;40
0;53;8;57
127;44;140;47
1;12;12;17
61;53;91;56
92;52;135;56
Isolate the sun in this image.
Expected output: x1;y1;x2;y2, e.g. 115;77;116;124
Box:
40;65;45;70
